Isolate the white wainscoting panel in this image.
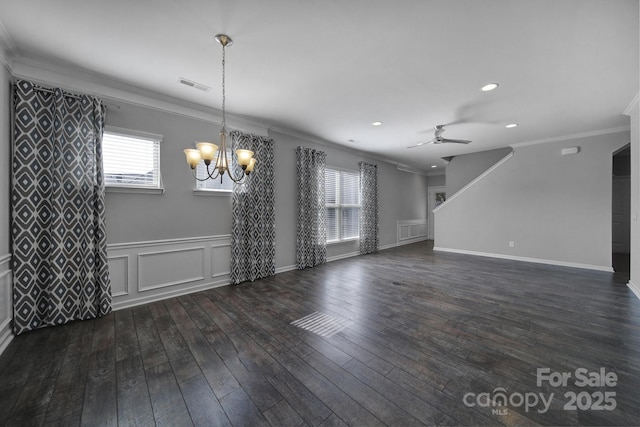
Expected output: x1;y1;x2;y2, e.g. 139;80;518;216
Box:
138;247;205;291
108;235;231;310
211;243;231;278
396;219;428;245
0;254;13;356
108;255;129;297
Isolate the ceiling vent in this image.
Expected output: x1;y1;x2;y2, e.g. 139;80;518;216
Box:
178;77;211;92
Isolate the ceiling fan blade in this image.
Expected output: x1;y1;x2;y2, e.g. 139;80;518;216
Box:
406;139;434;148
437;138;472;144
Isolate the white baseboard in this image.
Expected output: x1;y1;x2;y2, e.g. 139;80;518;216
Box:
433;247;614;272
112;278;230;311
327;251;360;263
275;264;297;274
628;281;640;300
380;236;429;251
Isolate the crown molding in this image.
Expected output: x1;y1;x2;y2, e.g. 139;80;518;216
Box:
623;91;639;115
0;17;16;70
9;56;269;137
510;126;630;148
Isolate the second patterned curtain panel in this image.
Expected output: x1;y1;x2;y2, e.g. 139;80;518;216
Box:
229;131;276;284
359;161;379;255
296;146;327;269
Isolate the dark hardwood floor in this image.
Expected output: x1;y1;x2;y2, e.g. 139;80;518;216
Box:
1;241;640;426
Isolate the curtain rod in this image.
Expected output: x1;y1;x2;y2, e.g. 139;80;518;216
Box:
34;85;82;100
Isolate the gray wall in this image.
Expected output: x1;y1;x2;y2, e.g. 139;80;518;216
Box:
435;131;629;269
426;174;445;188
105;102;429;271
104;102;233;243
445;147;512;196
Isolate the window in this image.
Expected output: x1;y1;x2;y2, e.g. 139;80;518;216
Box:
102;127;163;193
194;148;234;193
325;168;360;242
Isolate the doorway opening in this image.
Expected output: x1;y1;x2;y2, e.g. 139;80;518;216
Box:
427;186;446;240
612;144;631;276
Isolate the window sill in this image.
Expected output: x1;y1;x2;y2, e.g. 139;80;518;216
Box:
193;189;232;197
327;237;359;246
106;186;164;195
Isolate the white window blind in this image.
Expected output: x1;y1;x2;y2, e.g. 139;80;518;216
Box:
195;148;235;192
102;129;162;190
326;168;360;242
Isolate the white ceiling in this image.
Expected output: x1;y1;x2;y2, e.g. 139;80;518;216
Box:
0;0;638;172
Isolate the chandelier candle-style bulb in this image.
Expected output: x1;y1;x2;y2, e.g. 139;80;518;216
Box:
196;142;218;164
184;149;202;169
236;149;254;168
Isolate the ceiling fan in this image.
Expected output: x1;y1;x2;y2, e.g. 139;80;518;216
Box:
407;125;472;148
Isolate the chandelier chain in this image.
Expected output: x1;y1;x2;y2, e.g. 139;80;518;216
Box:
221;42;226;130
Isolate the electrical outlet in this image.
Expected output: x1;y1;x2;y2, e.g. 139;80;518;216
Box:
509;241;515;248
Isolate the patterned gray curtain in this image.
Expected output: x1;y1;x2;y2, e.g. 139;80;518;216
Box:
229;130;275;284
296;146;326;269
359;161;379;254
11;80;111;335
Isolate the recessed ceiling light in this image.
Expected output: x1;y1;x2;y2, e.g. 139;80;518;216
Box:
372;121;383;126
431;165;437;168
481;83;499;92
505;123;518;128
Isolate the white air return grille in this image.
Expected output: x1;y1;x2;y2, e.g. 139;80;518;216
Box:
178;77;211;92
291;312;351;337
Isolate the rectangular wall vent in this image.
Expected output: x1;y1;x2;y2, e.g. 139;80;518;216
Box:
178;77;211;92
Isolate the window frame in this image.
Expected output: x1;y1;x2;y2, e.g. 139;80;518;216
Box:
326;167;360;244
102;126;164;194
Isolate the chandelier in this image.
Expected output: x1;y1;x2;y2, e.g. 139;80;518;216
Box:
183;34;256;184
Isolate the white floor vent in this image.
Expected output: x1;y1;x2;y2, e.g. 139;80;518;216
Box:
291;312;351;338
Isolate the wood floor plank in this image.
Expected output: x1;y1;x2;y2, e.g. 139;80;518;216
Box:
262;398;306;427
266;370;333;426
132;305;169;370
146;361;193;427
218;388;269;427
114;308;140;362
43;319;95;426
116;355;154;427
179;374;231;427
1;241;639;426
81;315;117;427
5;325;68;426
